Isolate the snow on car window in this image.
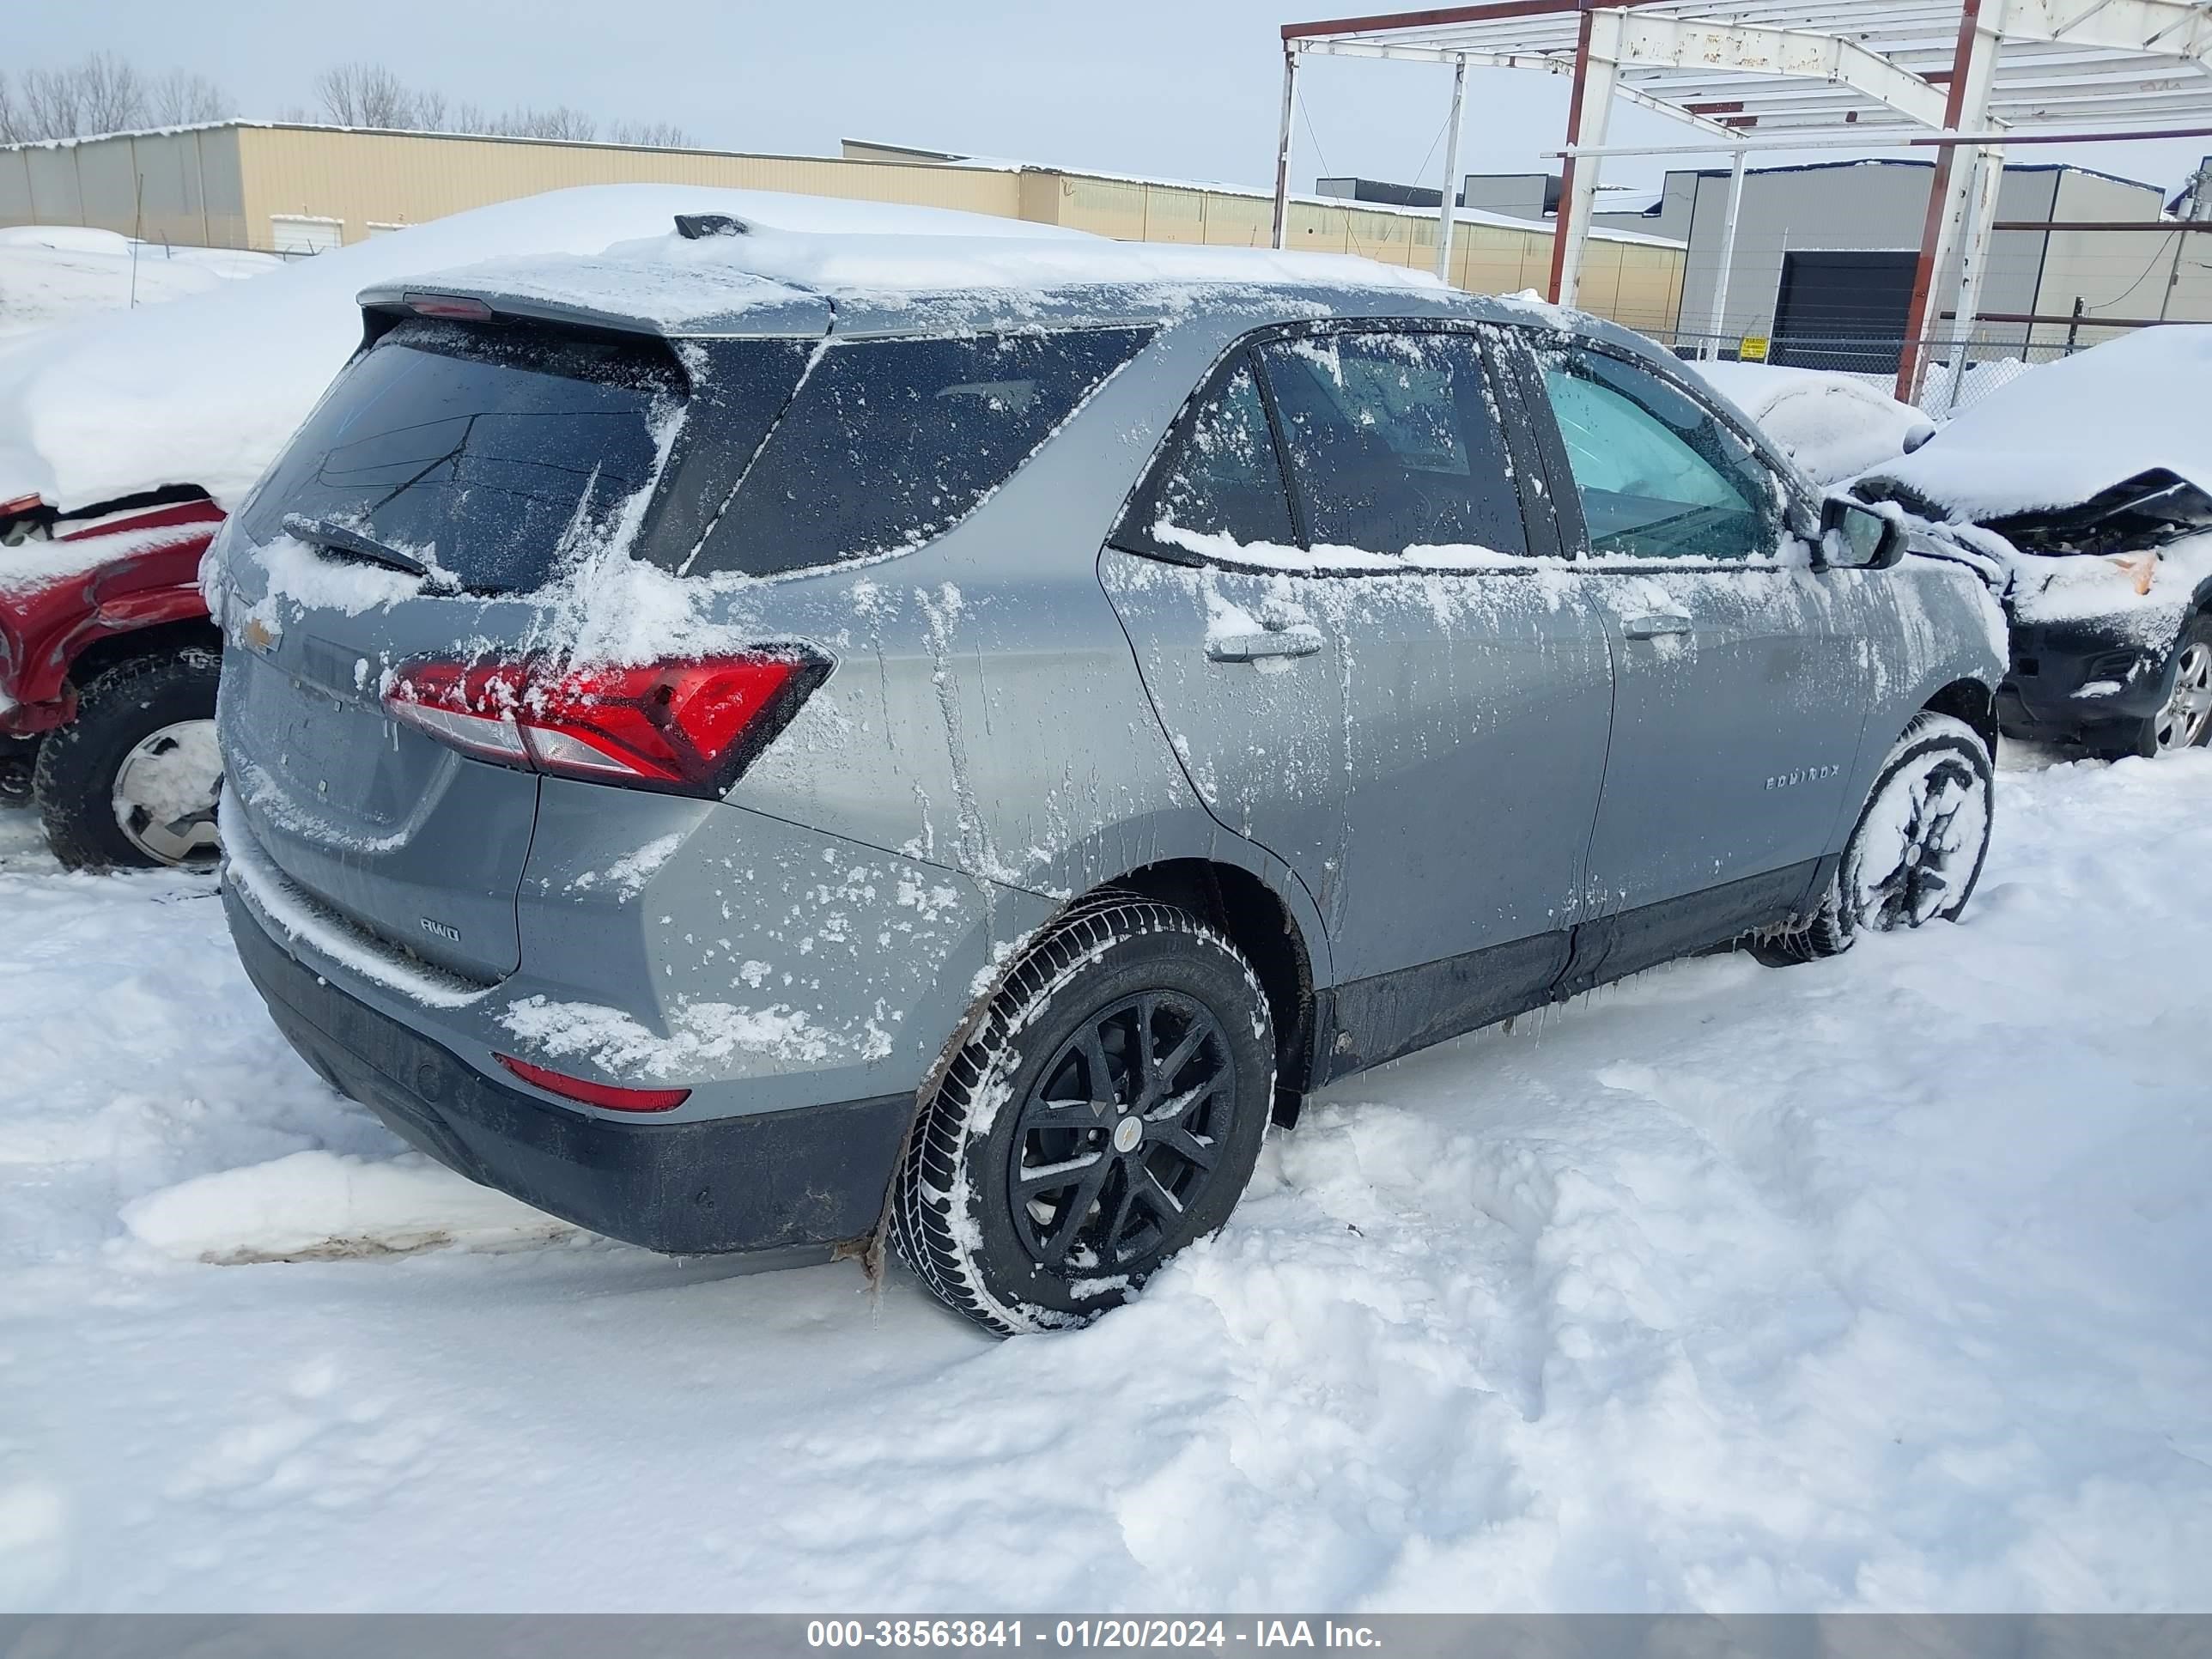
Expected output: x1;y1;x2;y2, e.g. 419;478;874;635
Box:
238;319;687;596
1259;330;1528;560
689;326;1152;578
1147;359;1297;554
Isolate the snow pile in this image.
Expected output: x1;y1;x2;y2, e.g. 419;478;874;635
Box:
121;1150;576;1263
1691;361;1936;489
0;226;279;343
1875;325;2212;518
6;747;2212;1609
0;185;1097;515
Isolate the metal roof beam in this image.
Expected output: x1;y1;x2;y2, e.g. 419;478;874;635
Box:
1295;38;1740;130
1610;15;1956;126
2002;0;2212;59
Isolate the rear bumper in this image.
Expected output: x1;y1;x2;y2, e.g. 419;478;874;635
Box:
226;883;915;1255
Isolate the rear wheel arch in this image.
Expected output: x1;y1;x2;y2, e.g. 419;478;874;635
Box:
1098;860;1318;1119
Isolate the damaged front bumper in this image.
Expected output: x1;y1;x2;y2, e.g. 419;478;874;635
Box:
1997;614;2174;744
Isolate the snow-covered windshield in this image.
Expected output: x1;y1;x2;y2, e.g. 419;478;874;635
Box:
239;319;687;594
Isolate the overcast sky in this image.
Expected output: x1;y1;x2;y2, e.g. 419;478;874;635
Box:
21;1;2212;203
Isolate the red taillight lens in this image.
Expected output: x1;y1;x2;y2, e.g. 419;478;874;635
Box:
496;1054;690;1112
383;651;827;795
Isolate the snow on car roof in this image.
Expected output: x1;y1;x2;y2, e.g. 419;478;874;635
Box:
1869;325;2212;520
381;223;1457;337
0;185;1099;517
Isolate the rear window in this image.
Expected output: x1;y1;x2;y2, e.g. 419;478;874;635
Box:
240;319;685;593
689;326;1152;577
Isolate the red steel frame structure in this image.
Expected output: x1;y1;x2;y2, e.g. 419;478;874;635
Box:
1271;1;2212;400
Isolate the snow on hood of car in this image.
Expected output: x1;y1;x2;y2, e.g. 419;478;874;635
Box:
0;185;1097;518
1688;361;1936;489
1869;324;2212;520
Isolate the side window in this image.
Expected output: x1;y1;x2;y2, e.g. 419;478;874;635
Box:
1255;330;1528;559
1536;348;1782;562
1131;357;1297;556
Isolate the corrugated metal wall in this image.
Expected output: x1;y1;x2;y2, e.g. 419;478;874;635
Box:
1;124;1685;331
0;127;247;248
234;126;1026;239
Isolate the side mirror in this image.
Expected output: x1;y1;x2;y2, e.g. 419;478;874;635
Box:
1820;496;1906;571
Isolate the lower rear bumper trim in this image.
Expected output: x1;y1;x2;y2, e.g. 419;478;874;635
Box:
225;884;915;1255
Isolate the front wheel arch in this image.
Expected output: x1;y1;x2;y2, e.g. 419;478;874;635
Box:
1920;677;2001;762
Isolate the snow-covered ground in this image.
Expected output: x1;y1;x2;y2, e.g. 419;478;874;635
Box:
0;228;280;344
4;749;2209;1613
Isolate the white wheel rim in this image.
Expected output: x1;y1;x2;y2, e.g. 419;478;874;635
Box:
110;718;222;866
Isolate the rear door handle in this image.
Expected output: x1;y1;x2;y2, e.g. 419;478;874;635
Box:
1207;624;1325;663
1622;613;1692;640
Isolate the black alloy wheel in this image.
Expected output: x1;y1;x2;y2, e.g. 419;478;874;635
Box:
1007;992;1240;1278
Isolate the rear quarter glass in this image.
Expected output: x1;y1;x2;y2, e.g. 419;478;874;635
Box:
684;325;1155;579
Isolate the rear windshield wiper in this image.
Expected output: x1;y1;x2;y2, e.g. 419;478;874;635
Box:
283;514;454;588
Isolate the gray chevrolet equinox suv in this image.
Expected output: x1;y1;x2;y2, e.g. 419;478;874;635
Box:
210;226;2006;1334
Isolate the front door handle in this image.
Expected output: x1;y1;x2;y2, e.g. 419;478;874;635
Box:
1207;623;1325;663
1622;613;1692;640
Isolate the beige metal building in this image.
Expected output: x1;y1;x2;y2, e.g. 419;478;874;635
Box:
0;122;1686;333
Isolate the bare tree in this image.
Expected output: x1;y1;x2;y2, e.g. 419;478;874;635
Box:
148;69;229;126
18;65;90;139
0;56;697;149
606;118;696;149
0;54;231;140
75;53;149;132
315;61;417;129
492;105;599;142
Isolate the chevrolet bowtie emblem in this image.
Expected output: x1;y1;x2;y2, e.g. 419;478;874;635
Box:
240;616;281;653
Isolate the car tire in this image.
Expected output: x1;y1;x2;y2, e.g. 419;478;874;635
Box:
2129;613;2212;759
33;647;223;872
0;734;38;805
1754;710;1994;965
891;897;1276;1336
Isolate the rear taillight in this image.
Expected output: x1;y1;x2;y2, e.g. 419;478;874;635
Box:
496;1054;690;1112
383;651;828;796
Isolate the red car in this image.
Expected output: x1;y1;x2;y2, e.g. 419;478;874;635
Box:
2;489;226;866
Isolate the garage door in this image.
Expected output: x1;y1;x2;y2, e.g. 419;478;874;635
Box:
269;216;343;255
1771;250;1917;375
